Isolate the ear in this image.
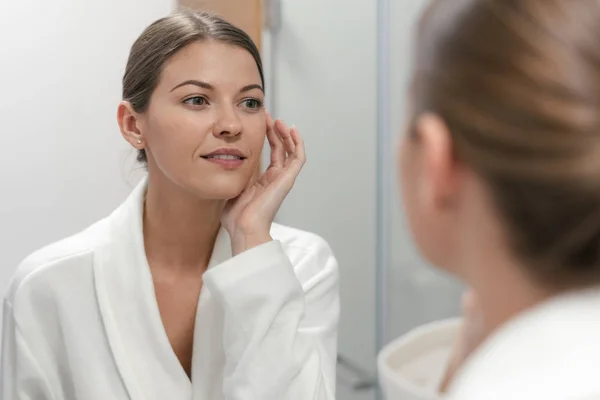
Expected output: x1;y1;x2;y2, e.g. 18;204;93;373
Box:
117;101;145;150
414;113;462;209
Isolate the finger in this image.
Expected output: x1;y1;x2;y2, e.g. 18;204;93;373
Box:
265;109;275;132
266;113;284;168
274;119;296;156
290;125;306;164
283;125;306;171
257;166;279;186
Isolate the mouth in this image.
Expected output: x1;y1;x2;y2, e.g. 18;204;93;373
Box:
202;154;245;160
201;148;247;169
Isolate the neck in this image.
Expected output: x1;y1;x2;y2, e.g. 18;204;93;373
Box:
143;173;225;273
470;261;553;339
456;182;557;340
461;234;555;339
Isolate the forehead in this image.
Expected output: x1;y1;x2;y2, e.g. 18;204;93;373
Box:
158;40;262;90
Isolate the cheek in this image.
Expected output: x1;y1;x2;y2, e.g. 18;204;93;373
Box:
245;117;266;157
398;139;455;270
398;138;430;258
398;138;419;231
147;108;210;159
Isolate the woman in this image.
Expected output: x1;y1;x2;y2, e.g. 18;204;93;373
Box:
380;0;600;399
0;10;339;400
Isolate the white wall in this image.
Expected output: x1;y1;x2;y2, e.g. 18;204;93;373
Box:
0;0;174;323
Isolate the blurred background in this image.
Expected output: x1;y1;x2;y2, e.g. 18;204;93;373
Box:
0;0;463;398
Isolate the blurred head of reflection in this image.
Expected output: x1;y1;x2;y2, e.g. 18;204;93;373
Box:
398;0;600;328
117;11;265;200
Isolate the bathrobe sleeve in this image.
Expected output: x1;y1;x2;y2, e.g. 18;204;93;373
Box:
1;300;55;400
203;239;339;400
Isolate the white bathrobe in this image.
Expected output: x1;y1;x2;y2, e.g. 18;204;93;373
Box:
379;289;600;400
1;178;340;400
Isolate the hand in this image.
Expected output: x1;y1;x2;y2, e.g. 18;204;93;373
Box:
221;111;306;256
439;289;486;393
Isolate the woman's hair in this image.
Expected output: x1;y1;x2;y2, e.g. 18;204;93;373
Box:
413;0;600;289
122;9;264;163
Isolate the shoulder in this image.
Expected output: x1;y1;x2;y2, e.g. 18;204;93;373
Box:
5;218;110;306
270;223;338;286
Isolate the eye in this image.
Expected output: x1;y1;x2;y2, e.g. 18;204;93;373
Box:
183;96;208;106
241;98;263;110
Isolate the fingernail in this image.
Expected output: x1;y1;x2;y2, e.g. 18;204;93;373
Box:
291;124;296;129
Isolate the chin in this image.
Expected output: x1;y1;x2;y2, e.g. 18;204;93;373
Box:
190;176;249;200
213;187;246;200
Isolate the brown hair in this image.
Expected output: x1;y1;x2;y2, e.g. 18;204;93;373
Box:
122;9;264;163
413;0;600;288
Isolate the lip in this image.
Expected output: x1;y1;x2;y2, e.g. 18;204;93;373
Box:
201;147;247;159
200;147;247;169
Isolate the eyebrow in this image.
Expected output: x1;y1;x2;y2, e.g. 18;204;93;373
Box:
170;80;264;93
240;84;264;93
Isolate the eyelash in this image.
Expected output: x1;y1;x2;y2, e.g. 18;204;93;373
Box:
182;96;263;110
242;98;263;110
183;96;208;106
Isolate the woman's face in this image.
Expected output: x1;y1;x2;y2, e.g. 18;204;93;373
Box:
134;40;266;200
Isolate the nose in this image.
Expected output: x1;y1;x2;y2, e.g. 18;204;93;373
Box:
213;106;242;138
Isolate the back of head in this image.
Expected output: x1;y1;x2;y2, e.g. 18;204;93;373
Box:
413;0;600;289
